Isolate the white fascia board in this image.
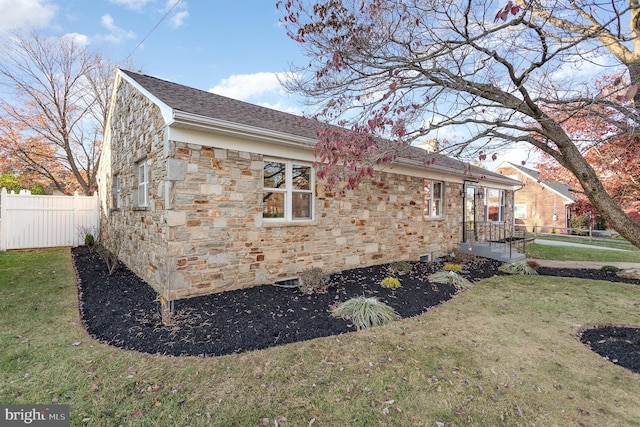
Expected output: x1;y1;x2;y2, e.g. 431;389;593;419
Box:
117;69;174;125
168;125;316;162
171;110;318;150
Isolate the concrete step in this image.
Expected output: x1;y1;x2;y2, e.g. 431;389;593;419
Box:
459;242;526;263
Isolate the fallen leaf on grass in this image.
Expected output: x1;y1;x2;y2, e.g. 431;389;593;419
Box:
274;415;287;426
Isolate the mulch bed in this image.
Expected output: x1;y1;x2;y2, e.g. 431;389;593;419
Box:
72;247;640;374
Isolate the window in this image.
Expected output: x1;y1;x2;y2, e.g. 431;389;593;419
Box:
112;174;121;209
424;180;443;218
263;159;313;221
137;159;148;207
485;189;505;222
514;204;526;219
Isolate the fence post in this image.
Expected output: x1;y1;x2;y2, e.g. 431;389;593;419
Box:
93;192;100;238
73;191;79;246
0;188;6;250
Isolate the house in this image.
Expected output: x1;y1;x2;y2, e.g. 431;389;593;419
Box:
97;69;522;300
494;161;576;233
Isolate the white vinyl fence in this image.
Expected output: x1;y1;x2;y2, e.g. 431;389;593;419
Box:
0;188;100;251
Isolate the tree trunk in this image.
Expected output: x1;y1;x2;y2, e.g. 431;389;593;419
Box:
559;135;640;247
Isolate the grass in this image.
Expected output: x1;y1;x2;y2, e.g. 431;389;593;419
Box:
529;233;640;252
525;242;640;262
2;248;640;426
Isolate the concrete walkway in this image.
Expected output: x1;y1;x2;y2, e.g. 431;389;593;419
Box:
533;239;629;251
529;259;640;270
529;238;639;269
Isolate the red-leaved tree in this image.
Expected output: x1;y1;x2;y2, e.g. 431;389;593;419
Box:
277;0;640;248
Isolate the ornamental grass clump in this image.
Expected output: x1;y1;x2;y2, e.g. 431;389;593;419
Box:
390;261;412;275
498;261;539;275
428;271;471;291
331;296;398;331
381;277;401;289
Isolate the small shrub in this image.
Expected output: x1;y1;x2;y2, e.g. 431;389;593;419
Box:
381;277;401;289
444;263;462;273
299;267;331;294
390;261;412;275
601;265;620;273
447;247;470;264
526;260;540;269
331;296;398;331
84;233;95;248
498;261;538;275
428;271;471;291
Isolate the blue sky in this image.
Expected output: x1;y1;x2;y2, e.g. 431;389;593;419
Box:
0;0;539;167
0;0;305;113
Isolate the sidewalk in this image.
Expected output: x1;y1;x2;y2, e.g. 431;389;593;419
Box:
530;238;639;269
529;259;640;270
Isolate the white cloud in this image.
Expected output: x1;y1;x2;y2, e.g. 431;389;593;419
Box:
99;14;136;44
0;0;56;33
109;0;153;11
169;10;189;29
60;32;90;47
209;72;289;101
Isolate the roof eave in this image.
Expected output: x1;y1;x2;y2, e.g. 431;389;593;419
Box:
171;110;318;149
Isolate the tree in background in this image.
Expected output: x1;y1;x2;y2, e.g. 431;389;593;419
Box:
536;73;640;226
0;32;115;195
277;0;640;248
0;173;46;194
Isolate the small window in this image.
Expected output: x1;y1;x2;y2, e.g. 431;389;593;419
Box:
263;159;313;221
514;204;526;219
424;180;443;218
112;174;121;209
137;159;148;207
485;189;505;222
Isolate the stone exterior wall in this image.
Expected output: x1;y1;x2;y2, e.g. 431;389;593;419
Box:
102;78;169;291
162;141;464;298
103;78;494;300
495;165;570;232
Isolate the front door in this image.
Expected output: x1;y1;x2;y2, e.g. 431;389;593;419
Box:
463;182;478;242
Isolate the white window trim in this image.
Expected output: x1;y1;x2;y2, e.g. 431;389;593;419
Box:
263;158;314;222
484;188;505;222
112;174;121;209
514;203;526;219
137;159;148;208
424;180;444;219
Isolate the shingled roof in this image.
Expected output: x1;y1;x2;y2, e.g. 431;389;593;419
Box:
501;162;576;201
119;69;518;184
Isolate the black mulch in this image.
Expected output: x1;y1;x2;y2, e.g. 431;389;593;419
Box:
72;247;640;374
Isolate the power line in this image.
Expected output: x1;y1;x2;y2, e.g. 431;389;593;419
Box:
124;0;182;64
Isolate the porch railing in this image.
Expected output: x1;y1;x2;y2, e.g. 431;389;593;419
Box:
464;220;528;259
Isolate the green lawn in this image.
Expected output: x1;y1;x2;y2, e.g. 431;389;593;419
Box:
2;248;640;426
525;240;640;262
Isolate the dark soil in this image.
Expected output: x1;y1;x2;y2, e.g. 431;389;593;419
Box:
72;247;640;374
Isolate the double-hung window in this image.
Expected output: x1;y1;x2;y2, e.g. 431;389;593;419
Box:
424;180;443;218
263;159;313;221
485;189;505;222
112;174;121;209
137;159;148;208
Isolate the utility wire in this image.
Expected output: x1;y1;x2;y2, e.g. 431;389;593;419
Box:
124;0;182;63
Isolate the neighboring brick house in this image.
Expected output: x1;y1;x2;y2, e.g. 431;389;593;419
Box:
494;161;575;233
97;69;521;299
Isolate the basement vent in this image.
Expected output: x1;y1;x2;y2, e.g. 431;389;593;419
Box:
273;276;301;288
420;253;432;262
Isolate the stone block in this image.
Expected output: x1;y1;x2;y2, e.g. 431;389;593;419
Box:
167;158;187;180
165;210;186;226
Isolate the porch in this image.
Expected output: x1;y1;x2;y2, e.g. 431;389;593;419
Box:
459;221;528;262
